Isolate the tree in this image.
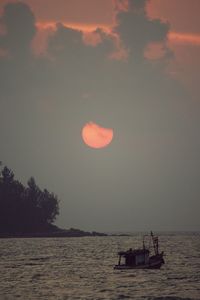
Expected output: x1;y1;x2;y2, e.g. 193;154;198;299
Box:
1;166;14;184
0;165;25;233
0;162;60;235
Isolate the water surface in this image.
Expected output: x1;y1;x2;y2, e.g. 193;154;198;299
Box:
0;233;199;299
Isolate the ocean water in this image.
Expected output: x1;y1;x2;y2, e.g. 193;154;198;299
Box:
0;233;199;300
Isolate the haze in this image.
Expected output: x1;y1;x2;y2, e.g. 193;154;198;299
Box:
0;0;200;232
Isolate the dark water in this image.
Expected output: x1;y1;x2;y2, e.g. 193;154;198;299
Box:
0;233;200;300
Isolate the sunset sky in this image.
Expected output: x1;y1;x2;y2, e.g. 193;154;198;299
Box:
0;0;200;231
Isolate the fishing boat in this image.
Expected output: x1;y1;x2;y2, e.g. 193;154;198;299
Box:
114;231;165;269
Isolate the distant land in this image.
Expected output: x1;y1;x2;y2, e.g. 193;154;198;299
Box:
0;224;108;238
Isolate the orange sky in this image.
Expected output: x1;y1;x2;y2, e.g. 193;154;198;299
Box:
0;0;199;92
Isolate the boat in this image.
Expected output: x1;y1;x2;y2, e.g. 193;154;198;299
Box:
114;231;165;269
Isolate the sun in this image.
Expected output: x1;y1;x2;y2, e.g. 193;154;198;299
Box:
82;122;113;149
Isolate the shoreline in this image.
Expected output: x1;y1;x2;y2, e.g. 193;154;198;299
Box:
0;230;132;239
0;227;108;239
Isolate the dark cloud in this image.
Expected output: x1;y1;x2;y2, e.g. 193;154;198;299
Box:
0;2;36;58
47;24;114;69
45;23;118;120
129;0;149;11
115;0;169;60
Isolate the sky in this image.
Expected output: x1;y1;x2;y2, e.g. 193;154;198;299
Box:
0;0;200;232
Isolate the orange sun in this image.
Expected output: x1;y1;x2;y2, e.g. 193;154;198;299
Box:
82;122;113;149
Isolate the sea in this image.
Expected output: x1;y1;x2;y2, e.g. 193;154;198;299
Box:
0;232;199;300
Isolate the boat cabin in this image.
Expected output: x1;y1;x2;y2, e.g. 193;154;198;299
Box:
118;248;150;267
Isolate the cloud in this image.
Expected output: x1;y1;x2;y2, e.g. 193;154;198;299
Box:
0;0;200;93
144;41;169;60
0;2;36;58
114;0;170;60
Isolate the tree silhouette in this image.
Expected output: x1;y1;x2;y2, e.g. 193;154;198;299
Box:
0;163;59;235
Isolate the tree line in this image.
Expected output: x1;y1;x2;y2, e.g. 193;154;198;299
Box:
0;161;59;235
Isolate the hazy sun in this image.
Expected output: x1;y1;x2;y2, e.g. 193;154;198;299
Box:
82;122;113;149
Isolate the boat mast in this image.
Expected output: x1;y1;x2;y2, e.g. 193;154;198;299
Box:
151;231;159;255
